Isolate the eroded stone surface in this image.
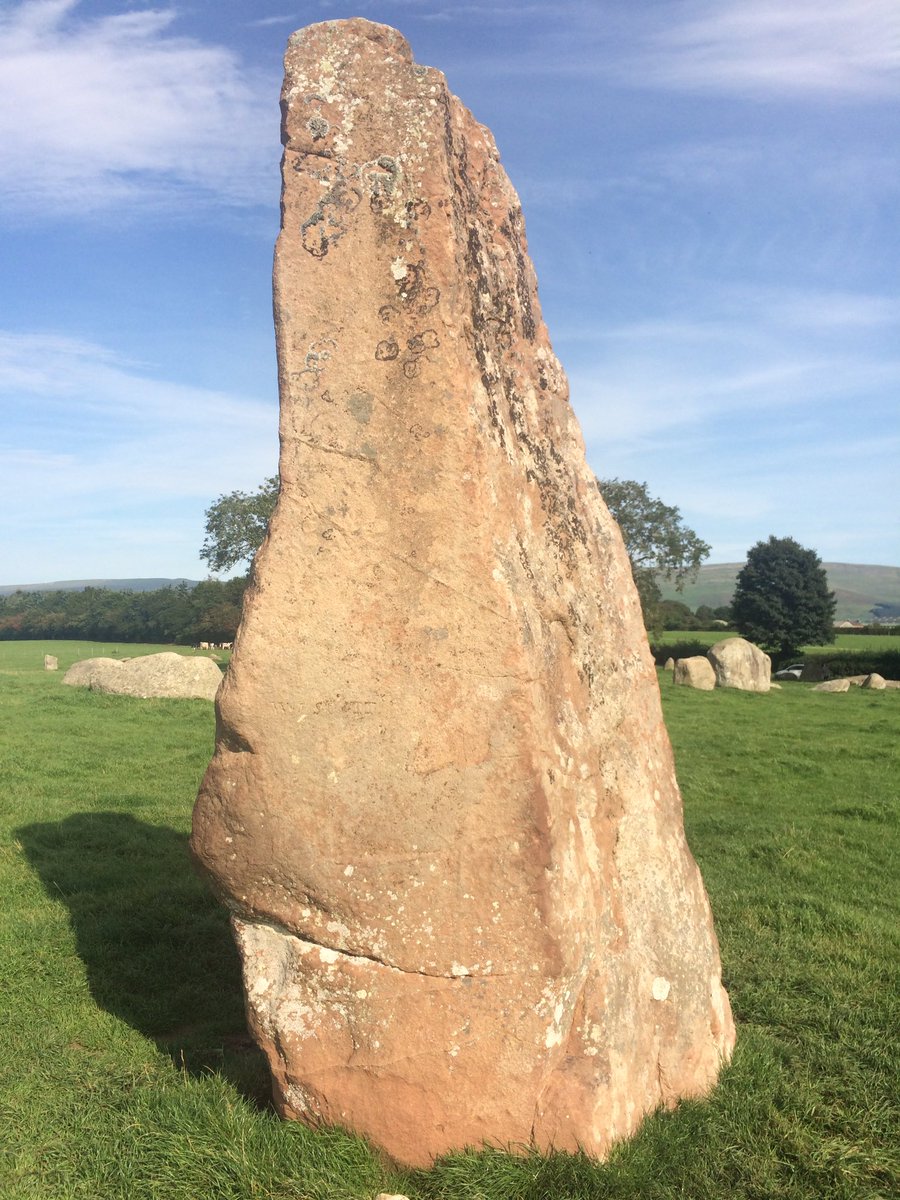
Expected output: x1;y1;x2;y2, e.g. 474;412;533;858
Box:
191;18;734;1167
707;637;771;692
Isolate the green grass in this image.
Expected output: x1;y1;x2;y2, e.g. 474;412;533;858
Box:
655;630;899;653
2;641;898;1198
1;639;227;674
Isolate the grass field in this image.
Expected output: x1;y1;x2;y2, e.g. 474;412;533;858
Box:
2;641;898;1198
0;639;227;673
655;630;899;653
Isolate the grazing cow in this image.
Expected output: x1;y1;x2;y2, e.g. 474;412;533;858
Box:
220;642;234;650
199;641;211;650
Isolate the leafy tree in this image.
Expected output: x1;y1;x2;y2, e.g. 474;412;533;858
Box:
657;599;701;631
731;535;836;662
200;476;279;574
695;603;732;627
596;478;711;629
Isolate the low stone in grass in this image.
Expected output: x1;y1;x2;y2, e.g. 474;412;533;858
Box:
813;678;851;693
706;637;770;693
861;673;886;690
43;654;58;670
62;652;222;700
674;656;717;690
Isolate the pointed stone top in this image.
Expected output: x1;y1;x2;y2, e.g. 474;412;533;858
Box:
287;18;415;63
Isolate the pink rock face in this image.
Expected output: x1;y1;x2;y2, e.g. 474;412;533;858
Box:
191;18;734;1168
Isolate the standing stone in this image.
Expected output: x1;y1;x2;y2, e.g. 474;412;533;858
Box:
673;656;717;691
663;657;675;671
191;19;734;1167
44;654;58;671
706;637;770;692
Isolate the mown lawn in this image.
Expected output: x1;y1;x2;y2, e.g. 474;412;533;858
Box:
1;641;897;1199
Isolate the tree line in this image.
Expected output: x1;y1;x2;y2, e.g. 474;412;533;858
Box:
0;577;247;645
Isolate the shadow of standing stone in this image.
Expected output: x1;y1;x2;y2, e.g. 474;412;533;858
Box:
16;810;270;1106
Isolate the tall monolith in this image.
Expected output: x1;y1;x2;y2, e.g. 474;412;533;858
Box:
191;18;734;1167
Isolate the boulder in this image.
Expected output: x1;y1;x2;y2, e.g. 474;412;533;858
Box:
191;18;734;1167
663;657;675;671
861;673;886;690
43;654;58;670
706;638;770;692
62;657;122;689
813;678;851;692
62;652;222;700
884;679;900;690
673;656;717;690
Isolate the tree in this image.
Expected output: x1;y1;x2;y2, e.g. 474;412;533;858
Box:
731;535;836;662
597;478;711;628
200;476;279;574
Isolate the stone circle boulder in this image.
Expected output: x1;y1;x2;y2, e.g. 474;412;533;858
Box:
62;652;222;700
44;654;58;670
663;657;675;671
706;637;770;692
673;656;717;690
861;673;886;690
813;678;851;692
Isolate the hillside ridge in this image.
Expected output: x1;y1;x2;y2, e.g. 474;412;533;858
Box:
0;577;200;596
658;562;900;623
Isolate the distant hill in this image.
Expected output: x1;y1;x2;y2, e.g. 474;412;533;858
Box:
659;563;900;623
0;578;200;596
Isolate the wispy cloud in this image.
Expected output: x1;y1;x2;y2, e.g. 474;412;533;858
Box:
566;286;900;447
566;282;900;562
631;0;900;99
0;1;276;217
0;330;277;576
245;14;296;28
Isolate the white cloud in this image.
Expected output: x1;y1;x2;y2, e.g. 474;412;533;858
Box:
0;1;276;216
566;283;900;563
632;0;900;98
0;331;277;537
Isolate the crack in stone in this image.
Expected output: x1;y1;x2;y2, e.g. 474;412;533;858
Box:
291;436;379;466
240;913;504;980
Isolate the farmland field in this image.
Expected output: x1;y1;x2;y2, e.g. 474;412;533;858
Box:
1;641;898;1199
655;630;899;653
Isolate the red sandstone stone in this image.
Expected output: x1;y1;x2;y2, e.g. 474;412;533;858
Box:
191;18;734;1167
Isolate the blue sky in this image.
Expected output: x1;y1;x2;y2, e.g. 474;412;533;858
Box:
2;0;898;584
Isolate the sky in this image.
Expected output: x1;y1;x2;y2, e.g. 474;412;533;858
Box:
1;0;898;585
